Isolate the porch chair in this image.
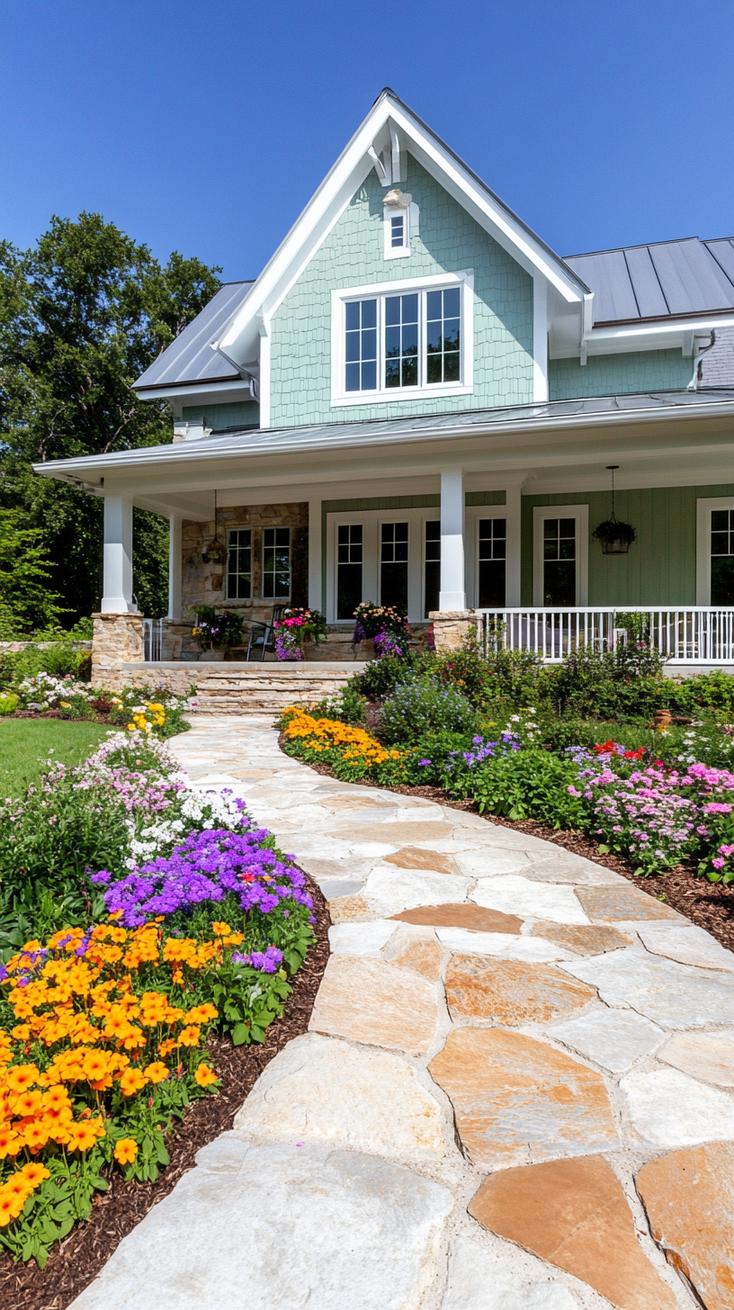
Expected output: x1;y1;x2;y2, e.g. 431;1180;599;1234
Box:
246;605;287;661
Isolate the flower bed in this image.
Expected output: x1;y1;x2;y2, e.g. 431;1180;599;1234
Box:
0;732;316;1267
5;674;193;738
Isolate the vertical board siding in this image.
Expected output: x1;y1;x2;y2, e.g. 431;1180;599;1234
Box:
521;484;734;605
549;351;692;400
181;400;260;429
270;155;534;426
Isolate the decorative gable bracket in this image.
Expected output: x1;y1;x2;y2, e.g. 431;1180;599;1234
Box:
368;120;403;186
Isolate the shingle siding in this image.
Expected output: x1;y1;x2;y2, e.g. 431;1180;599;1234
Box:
549;350;692;400
269;155;534;426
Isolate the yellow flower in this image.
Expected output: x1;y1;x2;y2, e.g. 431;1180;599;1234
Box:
143;1061;169;1085
194;1062;218;1088
114;1137;138;1165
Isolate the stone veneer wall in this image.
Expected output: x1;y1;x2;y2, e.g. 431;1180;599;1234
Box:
91;613;144;689
178;502;309;657
430;611;478;652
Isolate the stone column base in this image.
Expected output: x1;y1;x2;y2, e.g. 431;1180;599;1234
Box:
429;610;477;653
92;612;144;689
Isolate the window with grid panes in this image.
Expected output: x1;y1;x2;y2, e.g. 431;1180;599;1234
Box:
345;299;377;393
542;517;577;606
477;518;506;607
337;524;363;619
424;520;440;616
380;521;409;611
710;508;734;603
262;526;291;599
226;529;252;600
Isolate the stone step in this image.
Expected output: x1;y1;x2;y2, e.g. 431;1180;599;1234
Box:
123;660;366;714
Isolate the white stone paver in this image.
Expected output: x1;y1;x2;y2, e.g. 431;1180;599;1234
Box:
73;715;732;1310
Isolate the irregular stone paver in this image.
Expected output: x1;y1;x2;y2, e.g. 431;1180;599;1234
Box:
384;845;460;874
429;1027;618;1168
658;1030;734;1087
72;1138;453;1310
328;893;371;922
445;956;597;1025
361;865;470;915
576;884;683;923
637;921;734;971
233;1033;450;1161
637;1142;734;1310
530;920;633;955
469;1155;678;1310
621;1067;734;1148
473;874;590;924
444;1226;584;1308
86;715;732;1310
328;921;396;955
334;819;453;844
309;956;442;1054
435;928;575;962
391;902;523;933
562;947;734;1028
550;1007;664;1073
385;929;444;980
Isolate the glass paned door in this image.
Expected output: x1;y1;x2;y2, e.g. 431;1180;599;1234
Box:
477;518;506;607
541;516;578;605
710;508;734;603
424;520;440;617
380;521;409;612
337;523;363;619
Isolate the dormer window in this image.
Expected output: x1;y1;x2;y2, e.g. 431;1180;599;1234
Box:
383;189;412;260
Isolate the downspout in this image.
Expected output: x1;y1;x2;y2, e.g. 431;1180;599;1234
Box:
687;330;716;390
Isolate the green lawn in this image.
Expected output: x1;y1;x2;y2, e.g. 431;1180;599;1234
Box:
0;718;110;797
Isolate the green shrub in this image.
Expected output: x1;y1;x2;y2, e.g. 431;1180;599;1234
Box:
4;641;90;685
0;691;18;715
380;676;479;744
354;653;419;700
550;646;667;719
311;682;367;725
664;671;734;715
433;638;496;707
480;647;549;706
464;748;585;828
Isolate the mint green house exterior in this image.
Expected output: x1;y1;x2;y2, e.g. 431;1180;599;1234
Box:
35;89;734;677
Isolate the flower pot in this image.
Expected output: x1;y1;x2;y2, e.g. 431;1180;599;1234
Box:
600;538;632;555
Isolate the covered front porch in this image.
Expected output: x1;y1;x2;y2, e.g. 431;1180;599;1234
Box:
35;388;734;684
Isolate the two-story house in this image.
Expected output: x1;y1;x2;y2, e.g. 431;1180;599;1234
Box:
35;89;734;692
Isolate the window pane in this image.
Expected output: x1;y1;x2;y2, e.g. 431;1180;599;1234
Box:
712;557;734;604
426;290;441;320
345;331;360;363
385;326;401;358
345;302;360;331
385;358;400;387
361;360;376;390
337;524;363;619
443;287;460;317
402;323;418;356
425;286;462;387
478;560;506;607
711;510;730;531
386;296;400;325
262;526;290;599
345;363;360;392
443;352;460;382
361;298;376;328
402;355;418;386
344;299;377;392
544;561;576;606
380;522;408;612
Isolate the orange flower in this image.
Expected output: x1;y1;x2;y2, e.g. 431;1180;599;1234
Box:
113;1137;138;1165
5;1065;39;1094
177;1025;201;1048
194;1063;218;1088
118;1068;146;1097
143;1061;169;1085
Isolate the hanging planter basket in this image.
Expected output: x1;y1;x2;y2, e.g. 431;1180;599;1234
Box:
592;518;637;555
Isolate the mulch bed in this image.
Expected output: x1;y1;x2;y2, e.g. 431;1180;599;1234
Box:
0;876;331;1310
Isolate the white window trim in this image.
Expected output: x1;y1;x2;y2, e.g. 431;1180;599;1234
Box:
330;270;474;407
466;507;509;608
532;505;589;606
696;497;734;603
261;525;292;602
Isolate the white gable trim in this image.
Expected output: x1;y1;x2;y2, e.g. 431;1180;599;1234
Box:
214;91;587;371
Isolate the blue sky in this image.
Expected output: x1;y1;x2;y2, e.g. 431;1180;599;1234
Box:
2;0;733;282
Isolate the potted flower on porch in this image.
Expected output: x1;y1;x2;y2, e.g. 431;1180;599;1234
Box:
191;607;244;659
273;607;328;661
352;602;411;658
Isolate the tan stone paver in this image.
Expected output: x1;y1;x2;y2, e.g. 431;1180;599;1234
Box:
74;715;730;1309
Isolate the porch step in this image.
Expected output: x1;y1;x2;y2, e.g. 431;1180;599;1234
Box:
122;660;367;715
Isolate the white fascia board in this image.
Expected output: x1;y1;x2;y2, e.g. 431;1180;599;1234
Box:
214;93;588;369
569;314;734;360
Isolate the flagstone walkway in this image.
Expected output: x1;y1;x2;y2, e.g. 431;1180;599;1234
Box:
74;716;734;1310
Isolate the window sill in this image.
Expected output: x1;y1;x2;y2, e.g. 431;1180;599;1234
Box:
331;382;472;408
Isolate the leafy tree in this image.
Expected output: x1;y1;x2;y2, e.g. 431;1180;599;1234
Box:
0;507;65;636
0;214;220;623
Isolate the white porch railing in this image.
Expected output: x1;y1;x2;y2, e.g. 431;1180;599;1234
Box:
143;617;165;662
477;607;734;664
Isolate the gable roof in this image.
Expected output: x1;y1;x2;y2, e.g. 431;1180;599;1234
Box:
213;88;590;371
134;280;253;393
566;237;734;326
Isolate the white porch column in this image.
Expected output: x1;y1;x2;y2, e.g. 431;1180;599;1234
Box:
167;515;183;620
101;495;136;613
439;469;466;610
504;482;523;606
308;497;323;612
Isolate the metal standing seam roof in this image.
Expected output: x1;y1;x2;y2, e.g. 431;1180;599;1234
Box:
134;281;254;391
565;237;734;326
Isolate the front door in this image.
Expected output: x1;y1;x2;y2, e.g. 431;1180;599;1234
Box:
533;507;588;605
